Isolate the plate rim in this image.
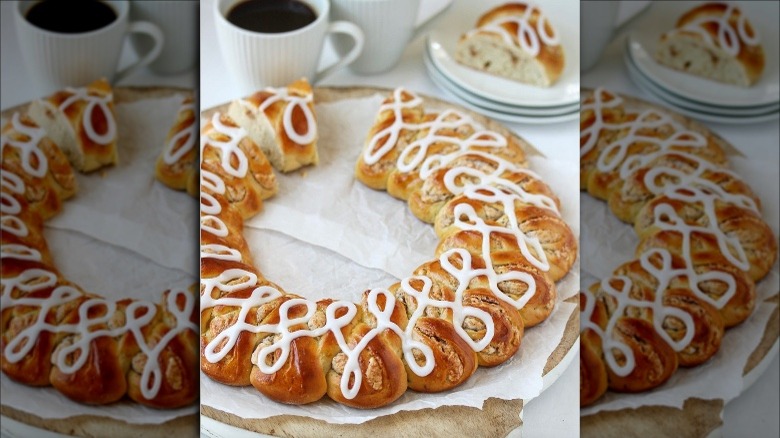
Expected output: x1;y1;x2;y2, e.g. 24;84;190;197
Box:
423;45;580;116
624;45;780;117
626;63;780;124
426;3;581;111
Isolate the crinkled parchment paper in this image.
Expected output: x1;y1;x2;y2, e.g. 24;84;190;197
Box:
0;94;198;423
580;154;780;416
200;93;580;424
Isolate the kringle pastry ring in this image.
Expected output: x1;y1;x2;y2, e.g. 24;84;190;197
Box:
199;86;577;409
1;83;198;409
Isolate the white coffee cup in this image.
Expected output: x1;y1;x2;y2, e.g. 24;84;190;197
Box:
130;0;197;75
580;0;619;72
214;0;365;91
331;0;444;74
15;0;164;90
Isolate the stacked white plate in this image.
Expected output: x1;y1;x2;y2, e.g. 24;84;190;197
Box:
421;0;580;124
623;1;779;124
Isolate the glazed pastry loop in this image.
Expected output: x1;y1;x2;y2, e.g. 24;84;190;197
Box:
201;88;561;398
1;113;48;178
0;197;197;400
239;87;317;146
0;114;197;400
665;2;760;57
163;99;196;165
1;172;26;236
464;1;560;57
59;87;117;146
580;88;756;376
200;112;248;178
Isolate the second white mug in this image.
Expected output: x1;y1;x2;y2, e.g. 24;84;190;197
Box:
214;0;365;91
331;0;433;74
130;0;198;75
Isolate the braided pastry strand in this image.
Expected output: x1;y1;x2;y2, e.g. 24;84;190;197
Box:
2;88;199;409
200;87;577;409
578;88;777;406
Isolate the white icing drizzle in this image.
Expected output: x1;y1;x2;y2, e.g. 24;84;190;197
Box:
1;171;25;215
1;215;28;237
240;86;317;146
1;113;48;178
666;2;760;57
0;243;42;262
362;88;423;165
201;169;226;195
1;278;197;399
201;88;566;401
200;112;248;179
1;118;196;402
580;87;758;376
201;214;229;237
465;1;560;57
58;87;117;146
200;243;242;262
162;100;196;165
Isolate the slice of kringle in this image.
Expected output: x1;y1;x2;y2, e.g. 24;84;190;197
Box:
27;78;118;172
155;95;197;195
455;2;565;87
200;112;278;219
655;2;765;87
227;78;318;173
1;113;77;221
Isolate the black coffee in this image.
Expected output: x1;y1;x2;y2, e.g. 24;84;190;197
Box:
26;0;117;34
227;0;317;34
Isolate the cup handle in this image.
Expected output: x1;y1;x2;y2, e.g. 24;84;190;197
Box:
411;0;452;41
114;21;165;83
314;21;364;84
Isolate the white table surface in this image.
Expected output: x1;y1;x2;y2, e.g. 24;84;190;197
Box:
581;3;780;437
199;0;579;437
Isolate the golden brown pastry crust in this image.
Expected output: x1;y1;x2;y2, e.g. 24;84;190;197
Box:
580;290;608;407
2;102;198;409
229;78;318;173
1;115;76;220
456;2;565;87
200;88;576;408
28;78;118;172
355;89;424;190
201;113;278;220
155;95;197;193
657;2;765;86
578;88;774;406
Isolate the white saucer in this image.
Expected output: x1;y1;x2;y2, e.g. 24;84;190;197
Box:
425;53;579;125
627;1;780;108
425;0;579;108
423;44;579;116
625;44;780;117
626;57;780;124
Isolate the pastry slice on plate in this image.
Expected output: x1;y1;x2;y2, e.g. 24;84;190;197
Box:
655;2;765;87
228;78;318;173
455;2;565;87
28;78;119;172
